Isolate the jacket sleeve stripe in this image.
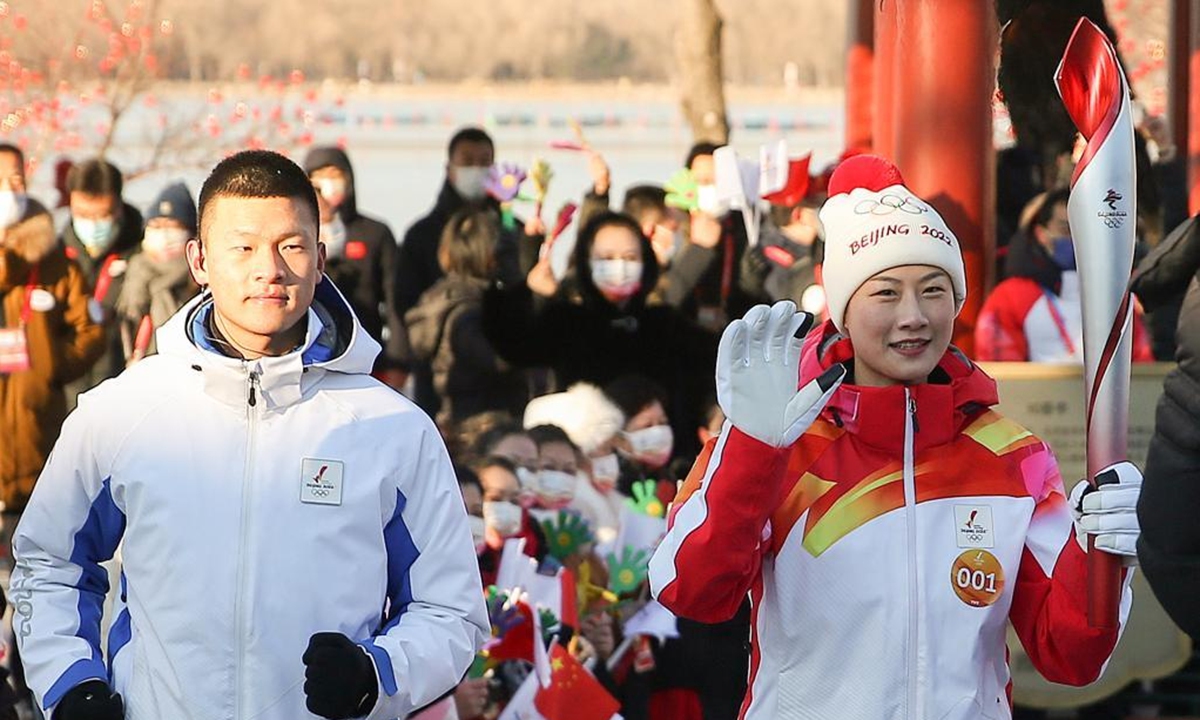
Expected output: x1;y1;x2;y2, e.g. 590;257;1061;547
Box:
361;488;419;698
649;424;790;622
648;427;729;601
106;608;131;678
40;477;126;708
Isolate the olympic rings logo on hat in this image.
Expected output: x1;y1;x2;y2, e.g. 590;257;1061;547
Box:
853;194;927;216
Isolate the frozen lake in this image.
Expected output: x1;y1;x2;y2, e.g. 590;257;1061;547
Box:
22;84;846;242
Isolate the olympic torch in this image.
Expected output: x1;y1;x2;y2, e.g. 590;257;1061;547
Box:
1054;18;1136;629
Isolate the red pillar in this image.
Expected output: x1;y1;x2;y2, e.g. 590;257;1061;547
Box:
1189;0;1200;216
1170;0;1190;162
872;2;897;162
845;0;875;153
888;0;996;353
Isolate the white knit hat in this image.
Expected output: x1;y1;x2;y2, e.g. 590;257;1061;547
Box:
818;155;966;333
522;383;626;456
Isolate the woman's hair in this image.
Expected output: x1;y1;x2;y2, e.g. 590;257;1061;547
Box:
439;208;498;278
472;454;518;476
454;463;483;496
572;211;660;306
464;416;528;462
603;374;668;422
527;424;578;453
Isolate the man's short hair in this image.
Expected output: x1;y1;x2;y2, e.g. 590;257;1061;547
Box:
197;150;318;239
685;142;722;170
67;158;123;198
622;185;668;224
0;143;25;171
447;127;494;160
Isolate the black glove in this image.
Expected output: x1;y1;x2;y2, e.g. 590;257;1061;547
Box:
52;680;124;720
302;632;379;719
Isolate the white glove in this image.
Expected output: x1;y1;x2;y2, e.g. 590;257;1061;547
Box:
715;301;846;448
1069;461;1142;566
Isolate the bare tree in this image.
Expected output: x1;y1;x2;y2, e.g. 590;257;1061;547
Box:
675;0;729;145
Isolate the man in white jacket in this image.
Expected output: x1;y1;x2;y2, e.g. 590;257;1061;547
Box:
9;150;489;720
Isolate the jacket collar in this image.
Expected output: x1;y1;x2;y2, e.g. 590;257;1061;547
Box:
155;277;381;411
799;321;998;454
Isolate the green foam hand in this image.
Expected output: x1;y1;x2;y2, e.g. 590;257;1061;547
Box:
540;510;595;562
538;607;562;643
606;546;651;596
626;480;665;518
665;168;699;212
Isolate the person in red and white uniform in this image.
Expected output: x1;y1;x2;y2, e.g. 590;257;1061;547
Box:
648;156;1142;720
975;188;1153;362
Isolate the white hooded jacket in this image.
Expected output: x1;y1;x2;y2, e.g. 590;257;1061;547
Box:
10;278;489;720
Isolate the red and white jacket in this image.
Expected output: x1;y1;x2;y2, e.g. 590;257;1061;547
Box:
975;271;1153;362
648;323;1132;720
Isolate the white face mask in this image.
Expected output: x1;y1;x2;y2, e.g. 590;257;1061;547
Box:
0;190;26;227
451;165;490;201
467;514;487;550
696;184;729;217
591;259;643;302
141;227;190;261
314;177;347;208
590;453;620;493
536;469;577;508
624;424;674;470
319;214;348;258
483;500;523;538
73;217;116;257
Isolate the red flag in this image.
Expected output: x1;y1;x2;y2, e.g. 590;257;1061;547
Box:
533;644;619;720
485;599;535;663
559;568;578;629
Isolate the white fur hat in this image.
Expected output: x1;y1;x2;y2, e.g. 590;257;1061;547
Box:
818;155;966;333
522;383;626;456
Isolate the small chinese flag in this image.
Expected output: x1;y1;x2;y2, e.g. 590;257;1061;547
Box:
533;644;620;720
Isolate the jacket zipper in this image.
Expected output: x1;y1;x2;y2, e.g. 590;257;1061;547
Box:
904;391;919;719
234;368;260;719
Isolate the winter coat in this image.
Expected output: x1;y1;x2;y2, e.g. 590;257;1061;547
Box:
11;278;489;719
481;235;718;462
404;273;526;426
652;212;770;333
1130;214;1200;637
303;147;406;370
649;321;1132;719
0;203;105;511
113;252;197;360
398;181;534;412
60;201;144;393
976;231;1153;362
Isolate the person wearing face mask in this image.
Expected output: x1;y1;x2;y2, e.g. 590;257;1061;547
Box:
472;456;548;587
483;211;718;465
302;147;406;389
398;127;497;316
652;143;770;335
603;374;678;485
522;383;627;546
114;182;199;363
400;127;541;413
0;142;105;550
0;143;105;718
59;157;145;400
976;189;1153;362
526;424;582;519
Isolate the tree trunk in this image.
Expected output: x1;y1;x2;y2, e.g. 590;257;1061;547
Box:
675;0;729;145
